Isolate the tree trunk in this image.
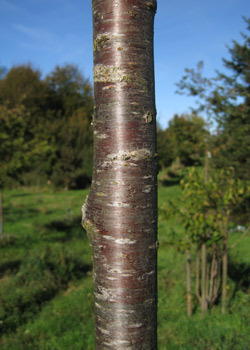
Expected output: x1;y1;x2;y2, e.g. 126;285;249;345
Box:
201;144;209;316
208;248;216;307
201;243;207;317
222;224;228;314
186;248;192;317
196;249;201;303
82;1;158;349
204;141;209;184
0;190;3;236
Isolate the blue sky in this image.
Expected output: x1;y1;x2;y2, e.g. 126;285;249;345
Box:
1;0;250;128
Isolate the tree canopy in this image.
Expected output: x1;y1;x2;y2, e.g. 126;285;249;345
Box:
157;113;208;169
0;63;93;189
176;17;250;180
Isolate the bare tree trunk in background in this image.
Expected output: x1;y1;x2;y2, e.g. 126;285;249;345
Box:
186;248;192;317
196;249;201;303
208;248;216;307
82;1;158;349
222;223;228;314
0;190;3;236
204;141;209;184
201;142;209;316
201;243;207;317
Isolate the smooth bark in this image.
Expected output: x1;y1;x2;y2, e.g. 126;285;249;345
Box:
82;1;158;349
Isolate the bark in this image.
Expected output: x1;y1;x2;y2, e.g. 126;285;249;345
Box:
222;225;228;314
0;190;2;236
201;145;209;316
82;1;158;349
204;142;209;184
212;256;221;305
201;243;207;317
186;248;192;317
208;249;216;307
195;249;201;302
206;259;209;304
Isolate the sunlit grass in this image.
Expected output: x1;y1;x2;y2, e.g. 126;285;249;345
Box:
0;185;250;349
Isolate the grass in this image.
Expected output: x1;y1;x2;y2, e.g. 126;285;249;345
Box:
0;184;250;349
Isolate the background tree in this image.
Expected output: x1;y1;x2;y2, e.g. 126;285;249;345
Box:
0;63;93;189
45;64;93;118
176;17;250;181
82;1;158;349
167;113;208;166
157;125;174;170
0;64;47;122
161;167;250;316
157;113;208;173
0;104;51;234
45;64;93;188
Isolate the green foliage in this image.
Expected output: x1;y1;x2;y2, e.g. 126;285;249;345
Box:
178;167;249;247
0;105;52;189
160;166;250;317
0;63;93;189
158;185;250;348
157;113;208;170
50;107;93;188
0;234;17;247
0;64;45;111
45;64;93;118
176;17;250;181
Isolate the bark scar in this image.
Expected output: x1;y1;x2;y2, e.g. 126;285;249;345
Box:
143;111;153;123
81;195;98;243
81;195;88;227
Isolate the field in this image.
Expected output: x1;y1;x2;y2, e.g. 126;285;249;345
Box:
0;184;250;349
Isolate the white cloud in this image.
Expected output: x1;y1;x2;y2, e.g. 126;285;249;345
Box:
12;24;55;42
12;22;89;62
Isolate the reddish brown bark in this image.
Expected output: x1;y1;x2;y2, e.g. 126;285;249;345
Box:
82;1;158;349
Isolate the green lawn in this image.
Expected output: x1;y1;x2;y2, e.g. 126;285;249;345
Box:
0;185;250;349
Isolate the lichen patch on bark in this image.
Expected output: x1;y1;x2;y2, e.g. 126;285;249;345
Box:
107;149;153;161
93;64;126;83
93;34;110;52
